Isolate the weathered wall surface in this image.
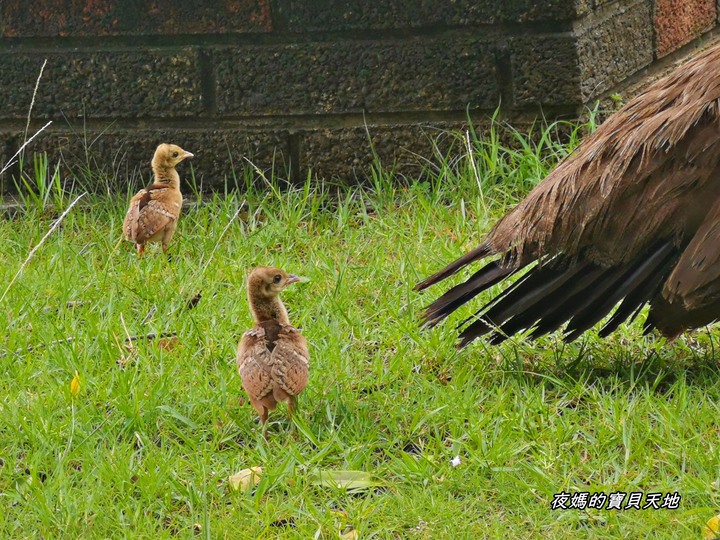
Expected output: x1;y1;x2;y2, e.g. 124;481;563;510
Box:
0;1;717;192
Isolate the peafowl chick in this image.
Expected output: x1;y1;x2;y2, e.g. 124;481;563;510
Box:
237;266;309;428
123;143;193;256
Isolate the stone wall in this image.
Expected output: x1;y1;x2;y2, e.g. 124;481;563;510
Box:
0;1;717;193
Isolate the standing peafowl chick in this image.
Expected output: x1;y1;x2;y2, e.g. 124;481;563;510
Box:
123;143;193;256
237;266;309;428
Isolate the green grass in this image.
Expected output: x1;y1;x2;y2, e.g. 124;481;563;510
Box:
1;118;719;539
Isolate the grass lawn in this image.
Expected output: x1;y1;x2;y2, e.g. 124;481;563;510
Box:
1;120;720;539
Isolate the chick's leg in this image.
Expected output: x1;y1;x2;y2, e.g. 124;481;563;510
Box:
161;222;177;254
249;398;269;426
162;232;176;262
287;396;297;421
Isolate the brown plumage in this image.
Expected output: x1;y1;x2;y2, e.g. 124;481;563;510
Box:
123;143;194;256
237;266;309;427
416;42;720;346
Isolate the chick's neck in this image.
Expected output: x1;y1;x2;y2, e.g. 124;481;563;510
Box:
152;162;180;189
249;291;291;326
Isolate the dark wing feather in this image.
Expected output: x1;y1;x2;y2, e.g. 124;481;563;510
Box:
563;241;676;341
421;254;529;327
415;244;492;291
456;241;677;347
662;199;720;312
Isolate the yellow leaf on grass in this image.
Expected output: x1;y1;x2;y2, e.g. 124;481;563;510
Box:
70;371;80;398
340;528;358;539
229;466;263;491
705;514;720;539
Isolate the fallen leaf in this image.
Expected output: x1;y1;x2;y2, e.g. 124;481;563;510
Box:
309;470;382;492
228;466;263;491
340;528;358;539
705;514;720;540
157;336;179;351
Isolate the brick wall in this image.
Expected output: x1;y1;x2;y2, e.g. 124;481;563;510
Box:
0;1;717;193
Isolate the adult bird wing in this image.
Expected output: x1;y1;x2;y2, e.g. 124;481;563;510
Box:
416;42;720;346
643;198;720;338
665;199;720;308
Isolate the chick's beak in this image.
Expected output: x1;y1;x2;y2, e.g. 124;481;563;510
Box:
183;151;194;160
286;274;309;285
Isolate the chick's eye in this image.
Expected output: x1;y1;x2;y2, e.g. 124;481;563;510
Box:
273;275;282;283
172;151;179;158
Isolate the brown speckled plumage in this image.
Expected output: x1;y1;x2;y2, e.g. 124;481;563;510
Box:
416;42;720;345
123;143;193;256
237;267;309;426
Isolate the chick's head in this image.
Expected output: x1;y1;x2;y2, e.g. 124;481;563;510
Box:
248;266;303;299
153;143;194;169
